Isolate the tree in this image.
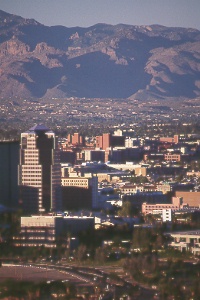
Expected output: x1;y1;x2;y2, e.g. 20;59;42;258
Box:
191;279;200;300
74;244;87;263
155;233;165;250
123;257;141;280
130;176;149;184
0;279;38;300
132;227;155;252
95;247;106;264
118;201;133;217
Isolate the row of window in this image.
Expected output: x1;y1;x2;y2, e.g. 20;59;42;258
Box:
20;237;55;240
144;205;178;208
62;183;88;187
22;180;42;185
17;243;56;248
22;165;41;169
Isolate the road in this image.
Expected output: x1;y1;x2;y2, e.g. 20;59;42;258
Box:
0;263;157;299
0;263;93;287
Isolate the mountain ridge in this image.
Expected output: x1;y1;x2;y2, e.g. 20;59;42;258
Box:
0;9;200;101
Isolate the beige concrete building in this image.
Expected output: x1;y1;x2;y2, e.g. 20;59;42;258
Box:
156;184;172;194
96;173;112;182
167;230;200;255
142;197;183;215
14;215;94;248
175;191;200;207
18;124;61;214
62;177;91;188
120;184;143;194
14;215;63;248
61;175;98;208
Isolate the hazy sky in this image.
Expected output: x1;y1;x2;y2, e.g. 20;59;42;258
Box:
0;0;200;30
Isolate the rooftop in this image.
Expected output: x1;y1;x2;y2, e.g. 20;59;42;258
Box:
169;230;200;236
28;124;51;133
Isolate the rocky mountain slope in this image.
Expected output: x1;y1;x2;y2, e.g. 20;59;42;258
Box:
0;9;200;100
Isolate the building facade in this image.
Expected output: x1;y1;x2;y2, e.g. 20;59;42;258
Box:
14;215;63;248
164;153;181;162
175;191;200;207
167;230;200;255
142;197;183;215
67;133;85;146
18;124;61;214
96;133;125;151
159;135;179;144
14;215;94;248
0;141;19;208
61;175;98;209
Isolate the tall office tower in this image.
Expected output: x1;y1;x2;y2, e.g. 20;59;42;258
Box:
67;133;85;146
18;125;61;214
96;133;110;150
0;141;19;208
96;133;125;151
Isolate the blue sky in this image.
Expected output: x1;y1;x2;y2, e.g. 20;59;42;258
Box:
0;0;200;30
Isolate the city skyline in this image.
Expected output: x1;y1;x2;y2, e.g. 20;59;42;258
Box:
0;0;200;30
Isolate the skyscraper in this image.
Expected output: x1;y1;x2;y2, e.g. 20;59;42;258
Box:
18;124;61;213
0;141;19;208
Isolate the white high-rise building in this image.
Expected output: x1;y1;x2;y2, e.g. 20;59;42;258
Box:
18;124;61;213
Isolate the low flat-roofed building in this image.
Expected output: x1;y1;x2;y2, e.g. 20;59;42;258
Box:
187;171;200;177
63;216;94;234
120;184;143;194
96;173;112;182
164;153;181;162
142;197;182;215
156;183;172;194
167;230;200;255
13;214;94;248
105;162;142;172
123;192;168;211
120;183;170;195
142;202;180;215
14;215;64;248
175;191;200;207
160;135;179;144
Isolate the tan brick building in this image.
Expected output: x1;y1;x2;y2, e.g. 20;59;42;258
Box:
175;191;200;207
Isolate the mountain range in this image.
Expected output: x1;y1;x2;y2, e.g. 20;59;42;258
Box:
0;9;200;101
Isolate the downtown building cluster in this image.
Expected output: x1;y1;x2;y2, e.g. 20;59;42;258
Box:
0;125;200;253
